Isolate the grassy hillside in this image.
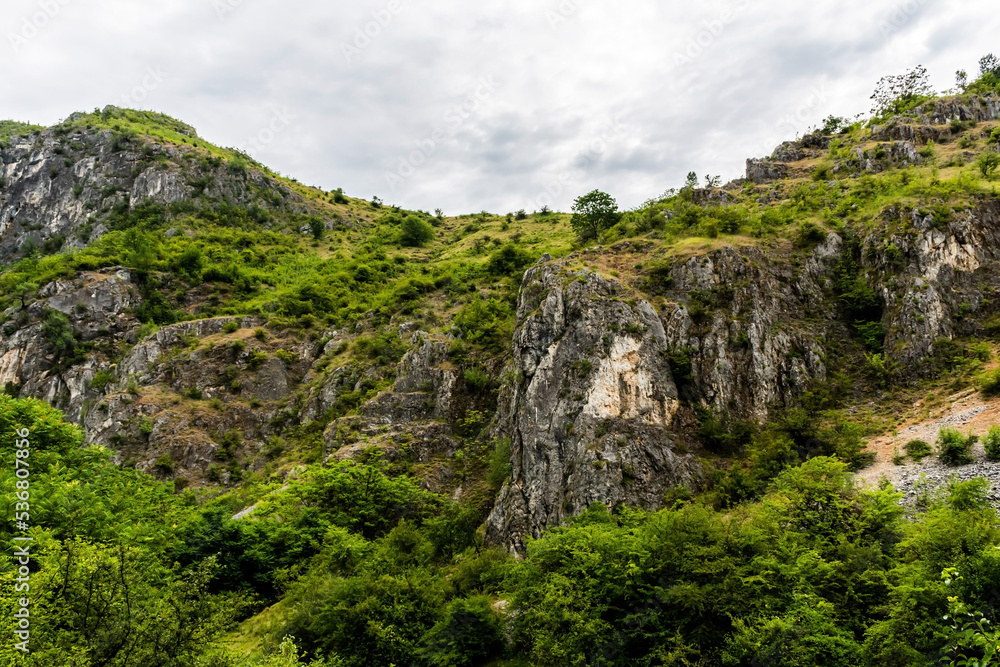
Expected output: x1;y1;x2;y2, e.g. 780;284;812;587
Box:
4;60;1000;666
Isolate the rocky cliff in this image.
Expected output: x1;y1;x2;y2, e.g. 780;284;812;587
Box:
485;256;697;551
0;108;293;261
5;101;1000;553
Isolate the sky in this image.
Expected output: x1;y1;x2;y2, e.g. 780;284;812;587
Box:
2;0;998;215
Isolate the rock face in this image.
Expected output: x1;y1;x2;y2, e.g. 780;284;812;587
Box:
658;243;837;422
746;159;788;184
869;200;1000;370
0;118;291;262
485;257;699;552
0;270;140;422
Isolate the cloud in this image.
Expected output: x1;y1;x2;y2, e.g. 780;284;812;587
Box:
1;0;998;213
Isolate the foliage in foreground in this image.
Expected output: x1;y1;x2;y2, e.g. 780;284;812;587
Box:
7;395;1000;666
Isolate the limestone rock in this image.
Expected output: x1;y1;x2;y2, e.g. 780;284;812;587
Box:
485;257;699;553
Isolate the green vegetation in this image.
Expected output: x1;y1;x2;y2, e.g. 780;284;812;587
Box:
938;427;977;466
9;55;1000;666
0;119;43;145
8;402;1000;666
905;438;933;462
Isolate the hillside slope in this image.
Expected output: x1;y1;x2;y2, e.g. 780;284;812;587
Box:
5;67;1000;664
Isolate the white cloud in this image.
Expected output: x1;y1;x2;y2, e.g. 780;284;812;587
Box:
1;0;998;213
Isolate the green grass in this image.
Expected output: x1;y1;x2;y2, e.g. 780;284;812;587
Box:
0;119;43;144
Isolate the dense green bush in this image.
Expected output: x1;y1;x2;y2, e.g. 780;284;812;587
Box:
938;427;977;466
399;214;435;246
905;438;933;462
985;426;1000;461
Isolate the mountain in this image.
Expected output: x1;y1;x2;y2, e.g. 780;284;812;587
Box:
4;66;1000;665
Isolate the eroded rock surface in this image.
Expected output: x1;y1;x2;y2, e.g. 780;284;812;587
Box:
486;257;699;552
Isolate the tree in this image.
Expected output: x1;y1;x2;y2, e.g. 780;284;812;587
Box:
977;149;1000;179
122;227;158;274
11;281;37;309
308;217;325;240
955;69;969;93
42;308;77;359
570;189;621;241
684;171;699;189
399;215;435;247
870;65;933;117
979;53;999;77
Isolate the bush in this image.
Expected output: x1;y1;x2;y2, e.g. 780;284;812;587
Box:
223;321;239;334
980;368;1000;396
904;439;932;462
487;438;512;489
977;149;1000;178
486;243;534;277
275;349;298;365
400;215;435;247
985;426;1000;461
154;453;175;474
795;222;827;248
88;371;115;393
248;349;269;370
463;367;490;390
43;308;77;358
938;427;976;466
417;596;506;667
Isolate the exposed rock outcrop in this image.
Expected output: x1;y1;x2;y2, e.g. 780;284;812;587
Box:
486;257;700;553
0;120;291;261
658;242;837;422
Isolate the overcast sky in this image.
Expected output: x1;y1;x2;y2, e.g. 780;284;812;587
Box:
2;0;998;214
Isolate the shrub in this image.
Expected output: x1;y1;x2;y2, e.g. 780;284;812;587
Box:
88;371;115;393
463;367;490;390
977;149;1000;178
795;222;827;248
308;217;325;240
937;427;976;466
487;438;512;488
223;321;239;334
904;439;932;462
486;243;534;277
417;596;506;667
400;215;435;247
985;426;1000;461
43;309;77;359
980;368;1000;396
355;332;407;367
153;454;175;474
248;349;269;370
275;349;298;365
